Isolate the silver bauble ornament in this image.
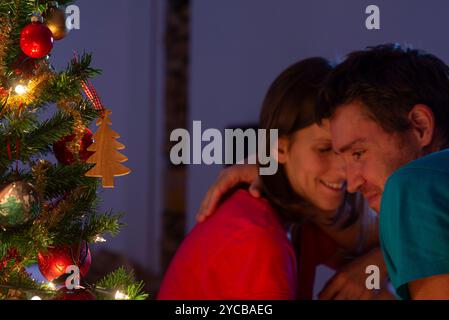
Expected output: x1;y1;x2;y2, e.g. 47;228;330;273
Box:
0;181;41;228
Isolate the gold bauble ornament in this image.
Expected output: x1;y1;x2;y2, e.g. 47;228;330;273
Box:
44;1;67;41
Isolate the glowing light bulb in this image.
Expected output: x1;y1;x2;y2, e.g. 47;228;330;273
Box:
31;296;42;300
14;84;27;95
47;282;56;290
94;235;106;243
115;290;130;300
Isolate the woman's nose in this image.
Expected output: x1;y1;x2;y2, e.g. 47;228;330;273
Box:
332;152;347;179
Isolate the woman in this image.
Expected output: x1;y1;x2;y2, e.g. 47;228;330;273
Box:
158;58;391;300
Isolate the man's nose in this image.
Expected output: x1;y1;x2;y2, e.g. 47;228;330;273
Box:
346;166;364;193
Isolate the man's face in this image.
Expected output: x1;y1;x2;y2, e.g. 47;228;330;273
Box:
329;102;419;213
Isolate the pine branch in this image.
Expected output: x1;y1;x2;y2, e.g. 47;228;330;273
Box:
77;98;102;124
26;54;101;108
41;163;97;200
53;210;123;245
0;111;38;138
0;112;39;170
33;73;82;106
21;107;96;161
95;267;149;300
49;186;99;243
82;210;124;242
0;270;57;300
0;222;54;259
21;112;74;159
67;53;102;80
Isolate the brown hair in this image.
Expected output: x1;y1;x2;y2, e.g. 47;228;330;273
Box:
259;57;359;228
316;44;449;150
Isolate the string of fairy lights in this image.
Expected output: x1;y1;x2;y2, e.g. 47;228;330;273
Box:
0;281;131;300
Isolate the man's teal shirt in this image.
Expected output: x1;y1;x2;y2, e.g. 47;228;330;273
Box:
380;148;449;300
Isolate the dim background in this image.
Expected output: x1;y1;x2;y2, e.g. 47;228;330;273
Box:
47;0;449;297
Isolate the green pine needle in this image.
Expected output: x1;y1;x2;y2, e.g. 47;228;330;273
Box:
95;267;149;300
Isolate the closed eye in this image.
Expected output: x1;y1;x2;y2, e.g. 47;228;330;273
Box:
318;147;332;153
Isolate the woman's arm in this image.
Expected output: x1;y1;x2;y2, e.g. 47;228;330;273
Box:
196;164;261;222
315;196;394;300
319;247;395;300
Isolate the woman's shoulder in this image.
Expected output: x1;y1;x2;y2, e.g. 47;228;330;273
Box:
217;188;283;228
191;188;288;242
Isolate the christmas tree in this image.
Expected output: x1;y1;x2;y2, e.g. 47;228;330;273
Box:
0;0;146;300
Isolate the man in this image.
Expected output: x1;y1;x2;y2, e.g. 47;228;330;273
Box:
315;44;449;299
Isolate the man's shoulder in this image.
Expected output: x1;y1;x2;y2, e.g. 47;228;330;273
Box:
400;148;449;173
380;149;449;301
381;149;449;218
387;148;449;188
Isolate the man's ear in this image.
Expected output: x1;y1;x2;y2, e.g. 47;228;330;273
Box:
408;104;435;149
275;137;289;164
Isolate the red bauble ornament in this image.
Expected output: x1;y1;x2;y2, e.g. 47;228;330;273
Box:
53;128;94;165
37;242;91;282
20;20;54;59
55;287;96;300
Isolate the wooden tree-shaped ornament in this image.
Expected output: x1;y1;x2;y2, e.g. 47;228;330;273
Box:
85;109;131;188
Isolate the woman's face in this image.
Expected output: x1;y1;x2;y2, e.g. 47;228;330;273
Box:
278;120;346;212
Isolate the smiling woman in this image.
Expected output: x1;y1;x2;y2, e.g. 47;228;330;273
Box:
258;59;351;225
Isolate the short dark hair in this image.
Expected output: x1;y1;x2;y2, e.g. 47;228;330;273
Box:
316;44;449;148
